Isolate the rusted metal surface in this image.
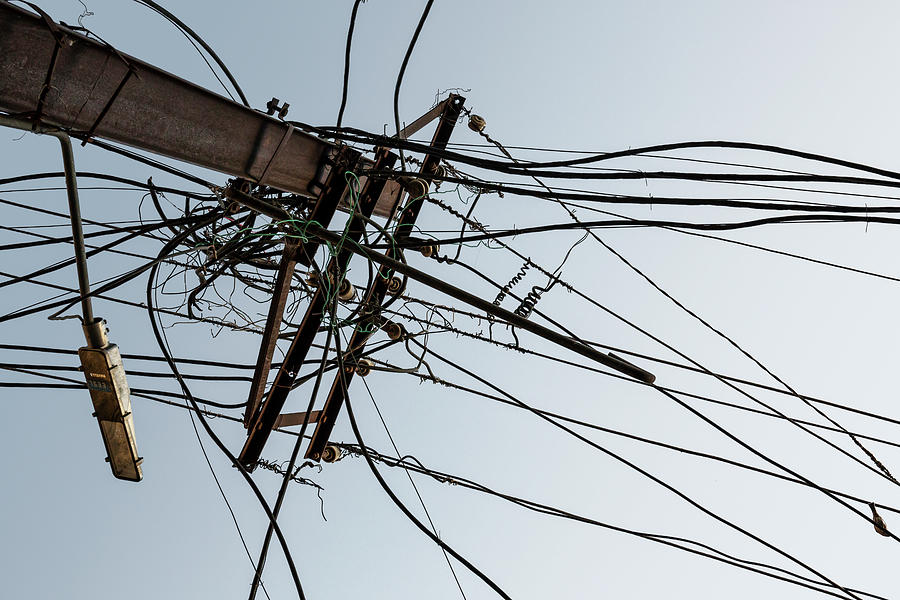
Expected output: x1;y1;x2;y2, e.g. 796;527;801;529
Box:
273;410;321;429
396;100;448;140
0;2;404;217
242;237;300;426
242;146;359;426
238;149;398;470
305;95;466;461
297;146;361;265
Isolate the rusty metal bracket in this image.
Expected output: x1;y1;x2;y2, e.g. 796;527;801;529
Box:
295;145;361;266
274;410;321;429
238;148;398;470
242;236;300;426
304;94;466;461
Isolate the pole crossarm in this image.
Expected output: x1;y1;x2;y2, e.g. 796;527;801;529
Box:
241;146;363;428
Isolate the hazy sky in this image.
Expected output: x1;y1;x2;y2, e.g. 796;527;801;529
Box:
3;1;900;599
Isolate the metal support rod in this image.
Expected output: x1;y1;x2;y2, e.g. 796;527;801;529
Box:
236;149;397;469
305;222;657;384
0;114;93;325
242;237;300;426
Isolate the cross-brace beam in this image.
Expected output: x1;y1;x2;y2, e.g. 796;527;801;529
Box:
241;146;361;427
238;148;398;469
304;94;466;461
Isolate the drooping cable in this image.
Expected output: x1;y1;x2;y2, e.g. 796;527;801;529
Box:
393;0;435;169
131;0;250;106
144;217;307;599
332;308;513;599
335;0;365;128
415;341;865;600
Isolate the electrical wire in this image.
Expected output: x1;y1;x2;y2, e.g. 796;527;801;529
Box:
336;0;365;128
131;0;250;106
414;341;864;600
393;0;435;169
333;317;514;599
145;226;308;599
340;444;887;600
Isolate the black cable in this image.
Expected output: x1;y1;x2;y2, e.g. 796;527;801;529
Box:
297;125;900;184
132;0;250;106
440;252;900;487
415;341;863;600
145;228;307;599
0;266;290;336
333;305;513;599
364;305;900;452
376;360;900;518
395;192;900;494
486;140;900;180
336;0;365;128
431;140;823;177
0;229;213;324
541;196;900;285
183;378;272;600
379;213;900;250
350;333;468;599
0;171;214;200
0;221;184;265
6;349;883;598
483;131;897;485
345;446;887;600
393;0;435;168
0;194;197;252
247;264;337;600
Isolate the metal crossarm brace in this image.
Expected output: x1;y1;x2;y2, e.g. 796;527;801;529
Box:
242;236;299;426
304;94;466;461
241;146;360;426
238;149;398;469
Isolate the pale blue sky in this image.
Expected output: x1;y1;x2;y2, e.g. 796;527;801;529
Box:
3;1;900;599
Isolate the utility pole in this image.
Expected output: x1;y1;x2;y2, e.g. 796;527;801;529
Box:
0;2;655;474
0;3;470;466
304;95;466;461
